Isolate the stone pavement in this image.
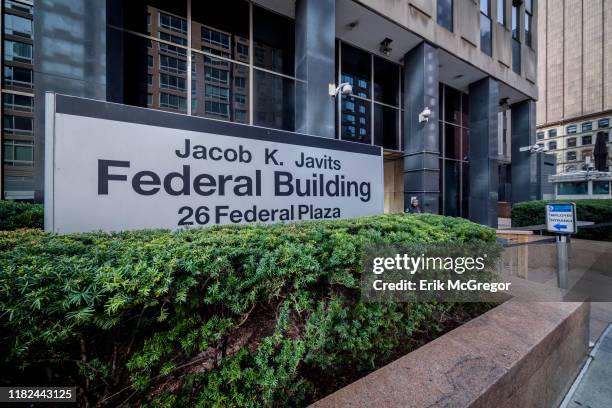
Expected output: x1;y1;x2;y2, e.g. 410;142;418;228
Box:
562;324;612;408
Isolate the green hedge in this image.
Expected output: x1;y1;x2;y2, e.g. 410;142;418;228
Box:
512;199;612;241
0;200;43;230
0;214;497;407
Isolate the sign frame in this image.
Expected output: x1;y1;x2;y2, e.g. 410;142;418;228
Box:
545;202;577;235
44;93;384;233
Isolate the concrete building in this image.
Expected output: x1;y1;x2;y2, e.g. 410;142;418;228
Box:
537;0;612;174
2;0;541;228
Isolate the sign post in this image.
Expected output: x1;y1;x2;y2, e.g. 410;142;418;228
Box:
545;203;577;289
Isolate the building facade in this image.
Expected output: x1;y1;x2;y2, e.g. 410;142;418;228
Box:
2;0;35;199
2;0;540;228
536;0;612;174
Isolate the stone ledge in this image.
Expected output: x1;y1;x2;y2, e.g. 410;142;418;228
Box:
310;301;589;408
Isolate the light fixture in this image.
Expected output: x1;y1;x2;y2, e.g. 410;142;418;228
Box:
379;37;393;56
328;82;353;98
418;107;432;123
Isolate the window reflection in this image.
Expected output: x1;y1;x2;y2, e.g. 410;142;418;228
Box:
341;96;370;144
341;44;371;99
254;70;294;131
374;105;398;150
253;6;294;75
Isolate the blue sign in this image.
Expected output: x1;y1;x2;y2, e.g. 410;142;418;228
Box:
545;203;576;234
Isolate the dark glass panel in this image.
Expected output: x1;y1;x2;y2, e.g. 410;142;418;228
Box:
444;124;461;159
444;86;461;124
374;104;399;150
192;0;249;63
108;0;187;35
444;160;460;216
374;57;399;106
437;0;453;31
191;52;249;123
341;96;370;144
253;6;294;75
341;44;371;99
253;70;295;131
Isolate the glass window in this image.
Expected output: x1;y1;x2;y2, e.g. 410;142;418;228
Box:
3;139;33;166
548;129;557;137
374;57;399;106
341;96;370;144
4;0;33;14
341;44;371;100
593;181;610;195
4;40;33;63
567;124;577;134
191;0;249;62
480;13;492;56
253;6;294;75
444;86;461;124
581;150;592;161
159;92;187;112
566;151;576;161
159;12;187;34
582;122;592;131
511;3;519;39
598;118;609;128
253;69;294;131
558;182;587;195
537;131;544;140
4;14;32;38
3;66;33;87
3;115;33;135
497;0;506;25
548;141;557;150
437;0;453;32
160;73;186;91
444;123;462;159
524;12;532;47
443;160;461;216
160;55;187;74
3;93;33;112
159;31;187;46
582;135;592;145
107;0;187;36
567;137;577;147
374;104;399;150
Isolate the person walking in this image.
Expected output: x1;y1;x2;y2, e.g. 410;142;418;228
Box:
405;197;422;214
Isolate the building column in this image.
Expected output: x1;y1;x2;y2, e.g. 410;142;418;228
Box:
402;42;440;213
294;0;335;138
511;99;538;203
468;77;499;227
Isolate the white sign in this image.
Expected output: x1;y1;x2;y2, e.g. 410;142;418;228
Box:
545;203;576;234
44;94;384;233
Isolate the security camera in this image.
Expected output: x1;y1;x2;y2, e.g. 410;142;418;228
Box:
418;107;432;123
328;82;353;98
340;83;352;96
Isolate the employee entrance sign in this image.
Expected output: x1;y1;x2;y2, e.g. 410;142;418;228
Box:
545;203;577;234
44;94;384;233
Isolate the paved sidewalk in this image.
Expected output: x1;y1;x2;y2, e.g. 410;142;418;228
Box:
562;324;612;408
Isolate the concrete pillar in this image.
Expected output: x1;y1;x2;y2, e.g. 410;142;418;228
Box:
33;0;107;202
469;77;499;227
402;42;440;213
294;0;335;138
511;99;538;203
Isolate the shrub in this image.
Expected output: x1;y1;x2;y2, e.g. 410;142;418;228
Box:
0;200;43;230
0;214;497;406
512;199;612;241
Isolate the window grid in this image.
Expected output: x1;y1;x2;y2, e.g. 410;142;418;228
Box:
109;0;303;129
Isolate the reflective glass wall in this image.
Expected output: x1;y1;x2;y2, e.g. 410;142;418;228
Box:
107;0;298;131
336;41;402;151
438;84;470;218
2;0;35;200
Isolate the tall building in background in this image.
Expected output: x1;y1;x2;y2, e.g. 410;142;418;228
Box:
2;0;35;200
537;0;612;174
